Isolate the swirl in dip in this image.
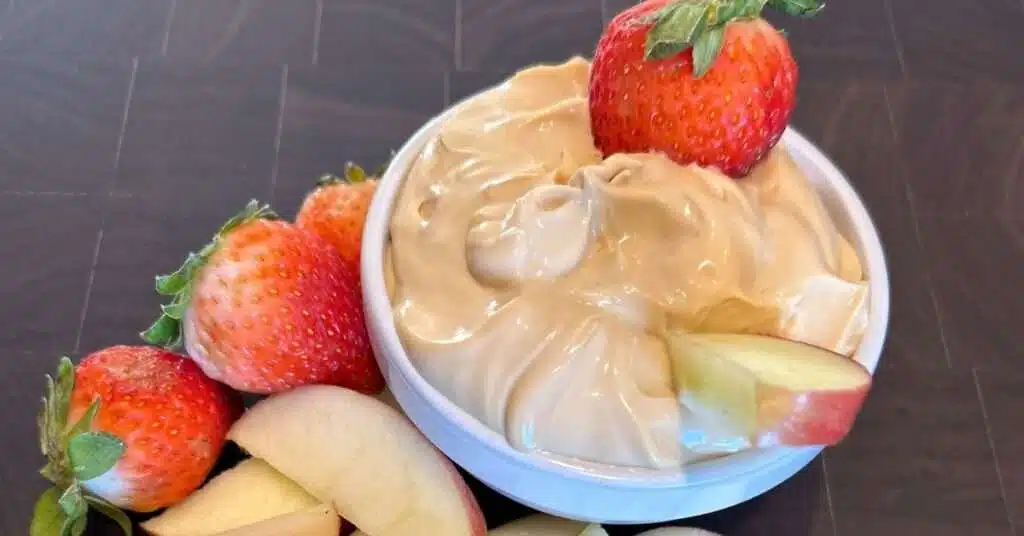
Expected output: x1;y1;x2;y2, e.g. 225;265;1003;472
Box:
385;57;869;469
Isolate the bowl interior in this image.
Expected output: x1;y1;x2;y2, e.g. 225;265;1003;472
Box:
362;98;891;487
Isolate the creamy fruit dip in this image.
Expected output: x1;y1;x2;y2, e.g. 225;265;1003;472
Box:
385;57;869;469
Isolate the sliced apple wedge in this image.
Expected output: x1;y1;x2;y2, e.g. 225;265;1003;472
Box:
228;385;486;536
214;504;340;536
141;458;324;536
667;333;872;447
489;514;588;535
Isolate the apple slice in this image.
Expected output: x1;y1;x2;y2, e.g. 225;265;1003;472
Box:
352;514;589;536
666;333;872;447
489;514;588;535
228;385;486;536
141;458;323;536
214;504;340;536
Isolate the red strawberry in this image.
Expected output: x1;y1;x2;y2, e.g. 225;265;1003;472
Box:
142;200;385;395
296;162;380;275
32;347;241;534
589;0;823;177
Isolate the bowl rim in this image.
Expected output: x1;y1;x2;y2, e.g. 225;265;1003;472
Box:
361;87;891;488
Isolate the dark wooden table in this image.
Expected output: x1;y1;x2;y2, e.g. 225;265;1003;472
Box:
2;1;1022;535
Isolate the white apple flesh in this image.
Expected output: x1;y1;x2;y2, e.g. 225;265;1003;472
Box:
228;385;487;536
212;504;340;536
350;515;723;536
489;514;588;535
667;333;872;447
140;458;326;536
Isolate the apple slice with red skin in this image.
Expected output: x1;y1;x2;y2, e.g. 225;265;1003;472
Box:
228;385;486;536
666;333;872;447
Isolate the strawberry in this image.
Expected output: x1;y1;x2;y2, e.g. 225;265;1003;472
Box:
589;0;823;177
142;200;385;395
295;162;380;274
32;347;240;535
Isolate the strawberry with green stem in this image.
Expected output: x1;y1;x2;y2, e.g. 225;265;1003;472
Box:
32;347;241;536
296;161;384;274
33;358;129;536
143;200;384;394
590;0;824;177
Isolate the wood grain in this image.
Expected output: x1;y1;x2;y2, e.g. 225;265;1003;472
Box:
460;0;603;69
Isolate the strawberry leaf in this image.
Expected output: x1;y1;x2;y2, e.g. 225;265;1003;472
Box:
141;313;181;347
154;253;199;296
315;173;345;187
160;291;189;321
218;200;278;236
54;358;75;431
38;397;50;456
315;157;387;189
31;488;66;536
86;495;133;536
68;432;124;481
644;0;815;76
58;483;87;521
767;0;825;17
39;464;63;485
692;25;726;77
67;515;87;536
65;398;100;442
713;0;768;22
645;1;710;60
345;161;368;183
39;390;54;458
40;357;79;489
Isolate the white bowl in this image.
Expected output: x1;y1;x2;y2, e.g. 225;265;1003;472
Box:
361;93;891;525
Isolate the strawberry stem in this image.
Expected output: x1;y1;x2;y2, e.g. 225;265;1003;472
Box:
314;152;394;190
315;173;348;188
142;200;278;348
315;161;368;188
643;0;823;77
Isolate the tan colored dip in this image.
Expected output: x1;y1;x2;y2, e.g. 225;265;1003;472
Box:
386;57;868;469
